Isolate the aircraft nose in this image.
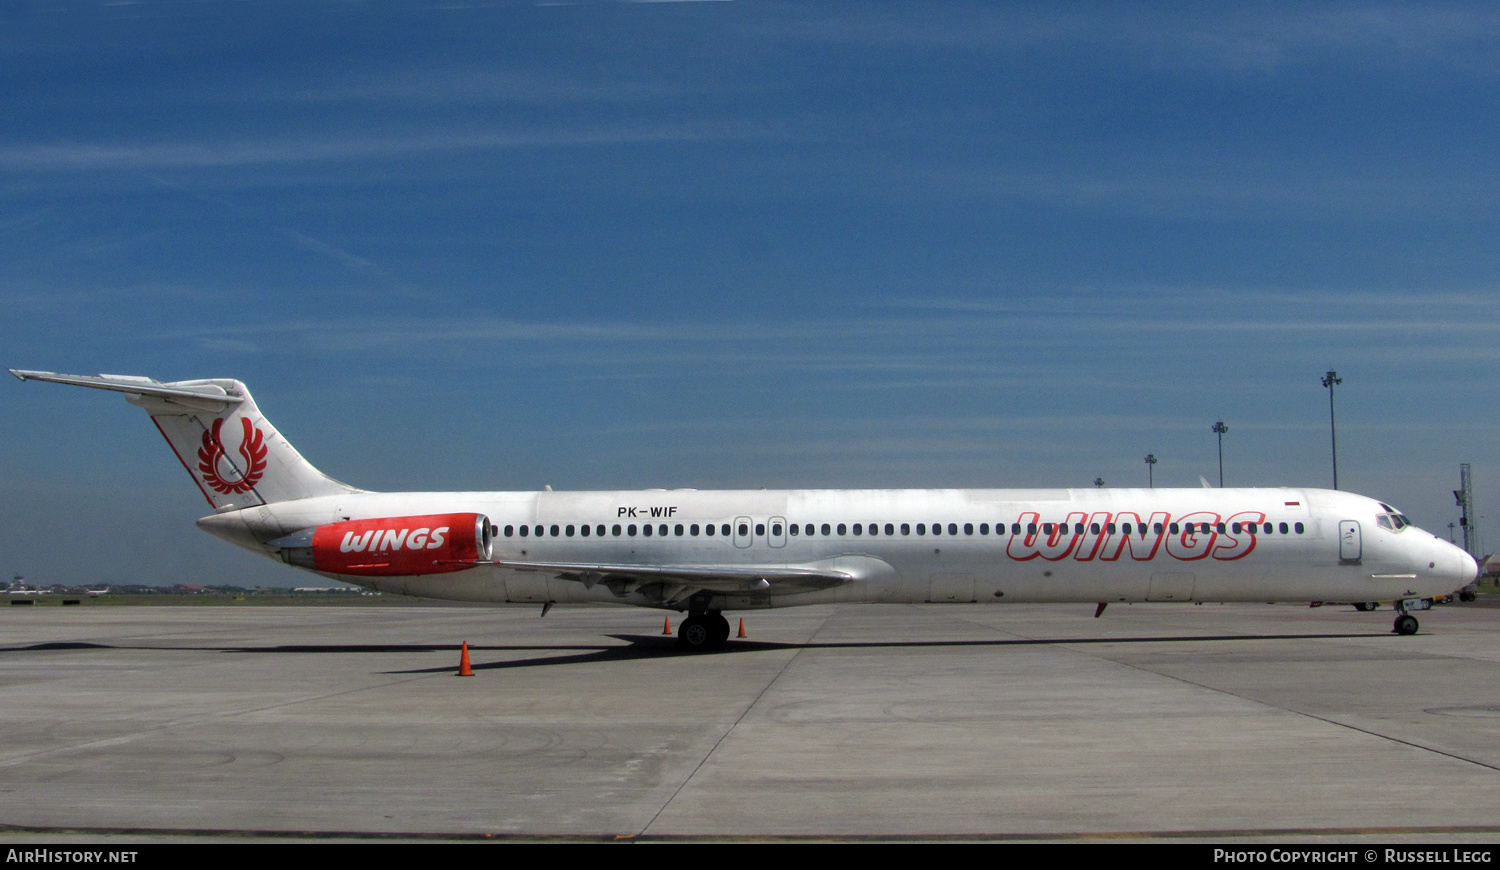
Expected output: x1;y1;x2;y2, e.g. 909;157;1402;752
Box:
1459;549;1480;583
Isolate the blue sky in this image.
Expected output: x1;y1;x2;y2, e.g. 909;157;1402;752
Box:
3;1;1498;586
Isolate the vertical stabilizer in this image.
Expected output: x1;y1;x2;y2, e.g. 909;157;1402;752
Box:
10;370;358;510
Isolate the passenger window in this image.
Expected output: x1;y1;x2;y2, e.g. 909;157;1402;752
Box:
805;524;815;536
1027;523;1036;535
1153;523;1163;534
947;522;957;536
963;523;972;535
739;523;749;537
1170;523;1180;534
1091;523;1101;534
901;523;911;535
612;524;621;536
721;524;731;536
979;523;989;535
691;524;700;536
837;523;847;535
520;525;528;537
886;523;896;536
933;523;943;536
672;524;681;536
822;523;831;536
755;523;764;536
580;525;590;537
1294;522;1304;534
917;524;926;535
852;523;862;536
504;525;514;537
1073;523;1083;535
1216;523;1225;534
1232;523;1242;534
789;524;798;536
772;523;782;536
643;524;652;537
566;525;575;537
1042;523;1053;535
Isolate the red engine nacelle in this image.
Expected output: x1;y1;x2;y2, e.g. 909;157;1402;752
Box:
282;513;493;577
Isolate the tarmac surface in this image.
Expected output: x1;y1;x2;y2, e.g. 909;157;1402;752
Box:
2;600;1499;842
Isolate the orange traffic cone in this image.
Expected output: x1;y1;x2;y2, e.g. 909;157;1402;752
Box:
457;641;474;677
737;618;747;639
662;615;673;635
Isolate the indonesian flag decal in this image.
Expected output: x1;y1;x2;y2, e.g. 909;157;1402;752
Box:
197;417;268;495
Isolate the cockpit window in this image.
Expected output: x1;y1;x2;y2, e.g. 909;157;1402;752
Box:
1377;506;1410;532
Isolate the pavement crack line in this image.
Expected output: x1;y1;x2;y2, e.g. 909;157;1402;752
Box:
637;608;841;837
979;620;1500;776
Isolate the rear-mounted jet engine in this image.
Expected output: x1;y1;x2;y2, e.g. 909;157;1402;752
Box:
272;513;493;576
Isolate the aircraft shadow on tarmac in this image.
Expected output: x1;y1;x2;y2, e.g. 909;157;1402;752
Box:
386;632;1389;674
0;632;1387;674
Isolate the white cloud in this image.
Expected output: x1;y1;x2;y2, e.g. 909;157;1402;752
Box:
0;121;788;171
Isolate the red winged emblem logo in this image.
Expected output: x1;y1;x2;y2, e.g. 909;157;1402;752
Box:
197;417;268;495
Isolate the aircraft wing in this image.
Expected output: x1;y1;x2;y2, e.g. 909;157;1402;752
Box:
490;558;852;598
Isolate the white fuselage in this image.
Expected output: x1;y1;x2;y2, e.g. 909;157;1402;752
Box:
14;371;1475;620
200;485;1476;612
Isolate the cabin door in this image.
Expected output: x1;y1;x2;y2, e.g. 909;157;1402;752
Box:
1339;520;1362;563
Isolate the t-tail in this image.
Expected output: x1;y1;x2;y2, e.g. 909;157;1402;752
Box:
9;370;357;510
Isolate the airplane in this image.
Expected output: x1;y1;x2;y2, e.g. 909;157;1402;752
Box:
10;369;1480;648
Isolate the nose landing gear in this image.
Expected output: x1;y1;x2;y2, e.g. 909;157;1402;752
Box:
678;611;732;651
1393;613;1419;635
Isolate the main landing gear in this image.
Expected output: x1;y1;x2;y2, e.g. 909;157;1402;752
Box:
678;611;732;651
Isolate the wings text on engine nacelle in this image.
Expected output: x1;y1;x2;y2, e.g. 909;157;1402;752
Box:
278;513;493;576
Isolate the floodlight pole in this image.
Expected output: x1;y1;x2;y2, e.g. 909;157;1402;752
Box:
1322;370;1342;490
1145;453;1156;488
1212;421;1228;488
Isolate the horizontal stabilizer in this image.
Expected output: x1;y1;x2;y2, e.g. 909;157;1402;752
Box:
10;370;243;413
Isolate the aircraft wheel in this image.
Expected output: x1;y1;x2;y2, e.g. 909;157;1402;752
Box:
1460;591;1477;603
678;615;721;651
711;613;731;646
1353;602;1372;612
1393;614;1419;636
